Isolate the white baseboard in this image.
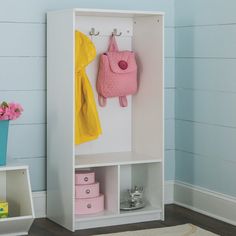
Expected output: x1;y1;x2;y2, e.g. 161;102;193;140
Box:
33;181;236;227
174;181;236;226
164;180;175;204
32;191;46;218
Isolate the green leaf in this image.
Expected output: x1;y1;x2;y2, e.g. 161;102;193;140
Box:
1;101;8;108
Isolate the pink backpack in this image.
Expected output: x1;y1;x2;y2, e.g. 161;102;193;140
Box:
97;35;138;107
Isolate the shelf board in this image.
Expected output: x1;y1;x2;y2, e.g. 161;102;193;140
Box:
75;205;162;223
75;152;162;168
74;8;165;17
75;210;117;222
120;203;161;216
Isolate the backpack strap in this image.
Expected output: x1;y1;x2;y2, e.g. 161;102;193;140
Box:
108;35;119;52
98;95;107;107
99;95;128;107
119;96;128;107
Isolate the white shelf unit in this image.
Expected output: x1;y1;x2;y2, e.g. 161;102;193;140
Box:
74;161;163;230
47;8;164;232
0;166;35;236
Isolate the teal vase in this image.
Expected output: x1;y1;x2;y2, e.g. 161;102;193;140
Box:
0;120;9;166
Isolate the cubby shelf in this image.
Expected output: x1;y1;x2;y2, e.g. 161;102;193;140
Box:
75;205;161;222
0;166;34;236
75;152;162;168
75;210;117;222
119;203;161;216
74;205;162;230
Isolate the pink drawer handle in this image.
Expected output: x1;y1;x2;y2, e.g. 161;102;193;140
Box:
84;177;89;182
87;204;92;209
86;189;90;194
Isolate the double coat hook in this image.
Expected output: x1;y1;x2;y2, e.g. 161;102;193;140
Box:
112;28;122;36
89;27;123;37
89;28;100;36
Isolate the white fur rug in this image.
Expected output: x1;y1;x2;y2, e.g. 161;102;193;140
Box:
95;224;219;236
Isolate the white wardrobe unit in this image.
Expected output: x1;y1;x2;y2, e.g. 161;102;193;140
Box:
47;8;164;232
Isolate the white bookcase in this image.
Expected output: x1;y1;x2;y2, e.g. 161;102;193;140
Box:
47;8;164;232
0;166;35;236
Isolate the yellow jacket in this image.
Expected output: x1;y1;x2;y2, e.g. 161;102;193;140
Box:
75;31;102;144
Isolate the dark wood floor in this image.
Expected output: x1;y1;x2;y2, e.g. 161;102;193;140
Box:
29;204;236;236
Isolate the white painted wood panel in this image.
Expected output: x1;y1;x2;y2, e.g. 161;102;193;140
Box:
176;88;236;127
8;124;45;158
175;150;236;196
176;58;236;92
47;9;75;231
93;166;119;214
164;58;175;88
175;0;236;27
165;28;175;58
165;150;175;181
0;91;45;125
132;15;164;159
175;120;236;163
8;157;46;191
165;119;175;150
0;23;45;56
176;24;236;58
165;89;175;119
0;57;45;91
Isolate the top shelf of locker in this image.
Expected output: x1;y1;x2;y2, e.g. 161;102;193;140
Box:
47;8;165;18
74;8;165;17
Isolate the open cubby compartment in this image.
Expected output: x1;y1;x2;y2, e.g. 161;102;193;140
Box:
74;10;164;164
120;162;163;215
75;166;119;220
0;166;34;236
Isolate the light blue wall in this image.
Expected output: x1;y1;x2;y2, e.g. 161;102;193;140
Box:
0;0;175;191
175;0;236;196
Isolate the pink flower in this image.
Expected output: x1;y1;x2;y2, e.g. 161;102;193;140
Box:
0;101;23;121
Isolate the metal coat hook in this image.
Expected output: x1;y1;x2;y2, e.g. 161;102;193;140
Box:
89;28;100;36
112;28;122;36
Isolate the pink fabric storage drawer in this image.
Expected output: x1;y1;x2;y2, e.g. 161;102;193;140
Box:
75;194;104;215
75;171;95;185
75;182;100;199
